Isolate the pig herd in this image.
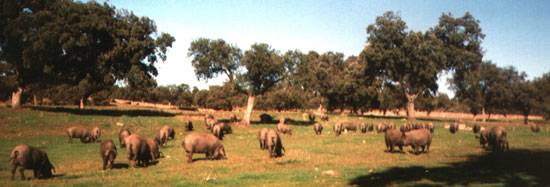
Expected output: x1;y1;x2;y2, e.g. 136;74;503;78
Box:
10;113;521;181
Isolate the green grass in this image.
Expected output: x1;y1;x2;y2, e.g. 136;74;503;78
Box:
1;107;550;186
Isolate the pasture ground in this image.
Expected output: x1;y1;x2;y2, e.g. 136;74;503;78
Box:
1;106;549;186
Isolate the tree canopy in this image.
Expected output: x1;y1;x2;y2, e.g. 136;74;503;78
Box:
188;38;242;84
0;0;174;108
360;11;455;120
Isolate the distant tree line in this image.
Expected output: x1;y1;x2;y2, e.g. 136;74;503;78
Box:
1;2;549;124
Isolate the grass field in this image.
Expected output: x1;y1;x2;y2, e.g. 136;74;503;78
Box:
1;106;549;186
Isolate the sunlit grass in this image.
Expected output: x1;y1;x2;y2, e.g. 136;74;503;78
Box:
0;107;549;186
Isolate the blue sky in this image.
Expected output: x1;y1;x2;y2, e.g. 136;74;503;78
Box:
97;0;550;97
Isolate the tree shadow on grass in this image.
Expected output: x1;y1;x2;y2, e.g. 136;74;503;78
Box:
29;106;177;117
348;114;405;120
190;158;226;162
349;149;550;186
112;163;129;169
128;160;159;168
249;119;314;126
415;117;457;123
250;120;277;125
348;114;457;123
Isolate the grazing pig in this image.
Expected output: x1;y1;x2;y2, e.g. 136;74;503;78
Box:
488;126;509;151
333;123;343;136
266;130;285;158
216;122;232;134
91;127;101;142
100;139;117;170
450;123;459;134
343;122;357;132
313;122;323;135
531;124;540;133
204;114;215;129
376;123;387;133
205;114;215;119
367;123;374;131
277;122;293;135
144;136;161;159
229;114;237;123
406;123;414;131
161;126;175;140
308;112;316;122
479;128;490;148
10;144;55;180
66;126;93;143
205;118;217;130
185;120;194;131
125;135;146;167
260;113;273;123
400;124;409;133
426;122;434;133
320;114;329;121
401;128;432;154
181;132;227;163
387;122;396;129
211;124;224;140
118;129;131;148
125;135;160;167
473;124;481;133
258;128;269;150
385;129;404;153
155;128;169;146
360;122;367;133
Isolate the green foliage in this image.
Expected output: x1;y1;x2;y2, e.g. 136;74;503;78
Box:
255;85;306;111
191;83;245;110
513;80;538;124
0;61;16;100
241;43;285;96
534;72;550;120
437;12;486;116
361;11;451;120
188;38;242;84
485;64;521;116
415;92;437;115
435;93;453;112
377;83;405;115
0;0;174;108
451;61;525;119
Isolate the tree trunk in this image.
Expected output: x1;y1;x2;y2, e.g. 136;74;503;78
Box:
317;102;323;114
11;87;23;109
89;96;94;106
80;97;86;109
33;94;39;106
473;114;477;122
240;94;255;127
481;107;486;123
524;113;529;125
383;109;387;116
405;93;418;121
